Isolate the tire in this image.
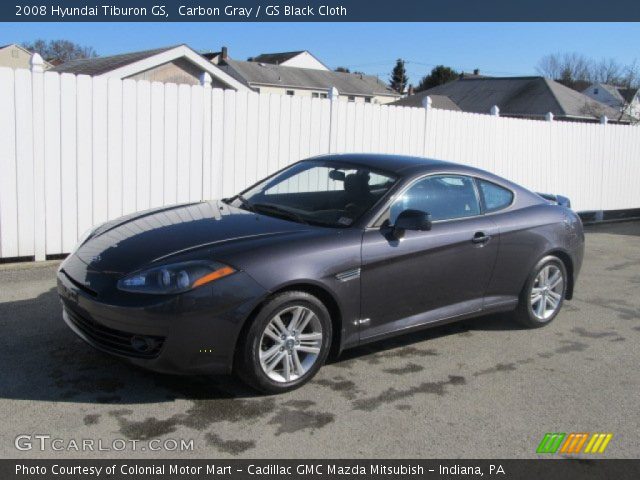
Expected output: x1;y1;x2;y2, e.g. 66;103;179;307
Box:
513;255;568;328
235;291;332;394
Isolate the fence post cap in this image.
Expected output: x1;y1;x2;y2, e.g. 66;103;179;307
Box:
30;53;45;73
421;95;433;109
328;86;339;100
200;72;212;86
600;115;608;125
490;105;500;116
545;112;554;121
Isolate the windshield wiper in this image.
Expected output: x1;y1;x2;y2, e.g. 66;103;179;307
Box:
252;203;309;225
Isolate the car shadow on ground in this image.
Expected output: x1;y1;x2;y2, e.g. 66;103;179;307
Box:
0;285;525;405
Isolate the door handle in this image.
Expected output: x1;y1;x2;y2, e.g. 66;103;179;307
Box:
472;232;491;244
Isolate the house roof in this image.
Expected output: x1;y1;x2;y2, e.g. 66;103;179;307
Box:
248;50;331;71
249;51;306;65
392;76;630;122
219;59;399;97
51;46;178;75
200;51;222;61
395;94;461;111
590;83;639;104
50;45;249;91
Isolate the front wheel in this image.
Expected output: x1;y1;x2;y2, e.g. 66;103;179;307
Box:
235;291;332;393
513;255;567;328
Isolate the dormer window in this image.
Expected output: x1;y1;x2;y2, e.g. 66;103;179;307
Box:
594;88;599;94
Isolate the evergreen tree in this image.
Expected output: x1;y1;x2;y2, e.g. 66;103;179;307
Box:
389;59;409;93
416;65;459;92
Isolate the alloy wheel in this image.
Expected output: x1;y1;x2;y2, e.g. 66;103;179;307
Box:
259;305;323;383
530;264;564;321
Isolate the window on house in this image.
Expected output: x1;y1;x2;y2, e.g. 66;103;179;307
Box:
594;88;599;94
12;50;19;58
365;97;372;103
320;93;328;99
286;90;295;96
348;95;356;102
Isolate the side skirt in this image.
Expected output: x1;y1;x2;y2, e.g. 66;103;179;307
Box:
351;297;518;349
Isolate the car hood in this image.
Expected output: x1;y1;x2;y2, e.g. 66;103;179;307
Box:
74;201;313;274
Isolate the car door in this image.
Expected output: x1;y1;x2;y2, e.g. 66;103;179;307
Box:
359;174;499;341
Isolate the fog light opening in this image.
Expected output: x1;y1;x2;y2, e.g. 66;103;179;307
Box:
131;336;157;353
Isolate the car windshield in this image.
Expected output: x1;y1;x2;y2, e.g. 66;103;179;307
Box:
227;160;397;227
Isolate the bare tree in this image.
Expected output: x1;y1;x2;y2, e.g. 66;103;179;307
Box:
22;39;97;64
620;60;640;88
536;52;640;90
536;53;591;89
592;58;624;84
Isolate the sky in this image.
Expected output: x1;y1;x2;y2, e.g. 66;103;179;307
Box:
2;22;640;84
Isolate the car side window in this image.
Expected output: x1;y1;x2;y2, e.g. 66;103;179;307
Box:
388;175;481;224
478;179;514;212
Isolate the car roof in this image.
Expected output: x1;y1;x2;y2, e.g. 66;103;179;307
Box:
309;153;455;176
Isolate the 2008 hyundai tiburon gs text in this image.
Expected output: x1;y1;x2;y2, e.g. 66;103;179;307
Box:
57;154;584;393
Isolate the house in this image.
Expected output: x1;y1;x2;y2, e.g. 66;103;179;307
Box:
0;44;52;70
203;48;330;72
248;50;330;71
51;44;248;91
201;47;225;65
392;76;631;123
215;48;399;104
582;83;640;120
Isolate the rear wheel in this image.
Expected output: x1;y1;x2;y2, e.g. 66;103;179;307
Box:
513;255;567;328
235;291;332;393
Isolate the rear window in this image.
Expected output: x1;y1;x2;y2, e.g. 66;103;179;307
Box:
478;180;513;212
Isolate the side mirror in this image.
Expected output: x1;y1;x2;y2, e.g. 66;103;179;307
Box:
392;209;432;238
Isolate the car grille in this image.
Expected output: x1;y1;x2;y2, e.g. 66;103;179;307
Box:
64;306;165;359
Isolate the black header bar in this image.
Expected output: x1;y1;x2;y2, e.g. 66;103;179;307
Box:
3;0;640;22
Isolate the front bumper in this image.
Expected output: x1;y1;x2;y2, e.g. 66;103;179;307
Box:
57;256;268;375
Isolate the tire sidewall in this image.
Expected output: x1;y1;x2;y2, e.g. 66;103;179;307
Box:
523;255;567;326
241;291;332;393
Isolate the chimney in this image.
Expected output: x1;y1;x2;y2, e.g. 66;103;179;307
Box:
408;84;414;96
221;46;228;61
473;68;480;75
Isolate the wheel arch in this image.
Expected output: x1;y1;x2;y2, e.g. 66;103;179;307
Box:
544;249;575;300
232;281;344;371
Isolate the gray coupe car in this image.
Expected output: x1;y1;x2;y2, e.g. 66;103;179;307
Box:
57;154;584;393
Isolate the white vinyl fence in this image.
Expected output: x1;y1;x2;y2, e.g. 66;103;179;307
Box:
1;66;640;260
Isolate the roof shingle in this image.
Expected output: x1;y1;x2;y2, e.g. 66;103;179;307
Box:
249;51;305;65
51;46;180;75
392;76;630;122
220;59;399;97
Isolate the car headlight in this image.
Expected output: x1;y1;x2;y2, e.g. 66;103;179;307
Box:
117;261;236;295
